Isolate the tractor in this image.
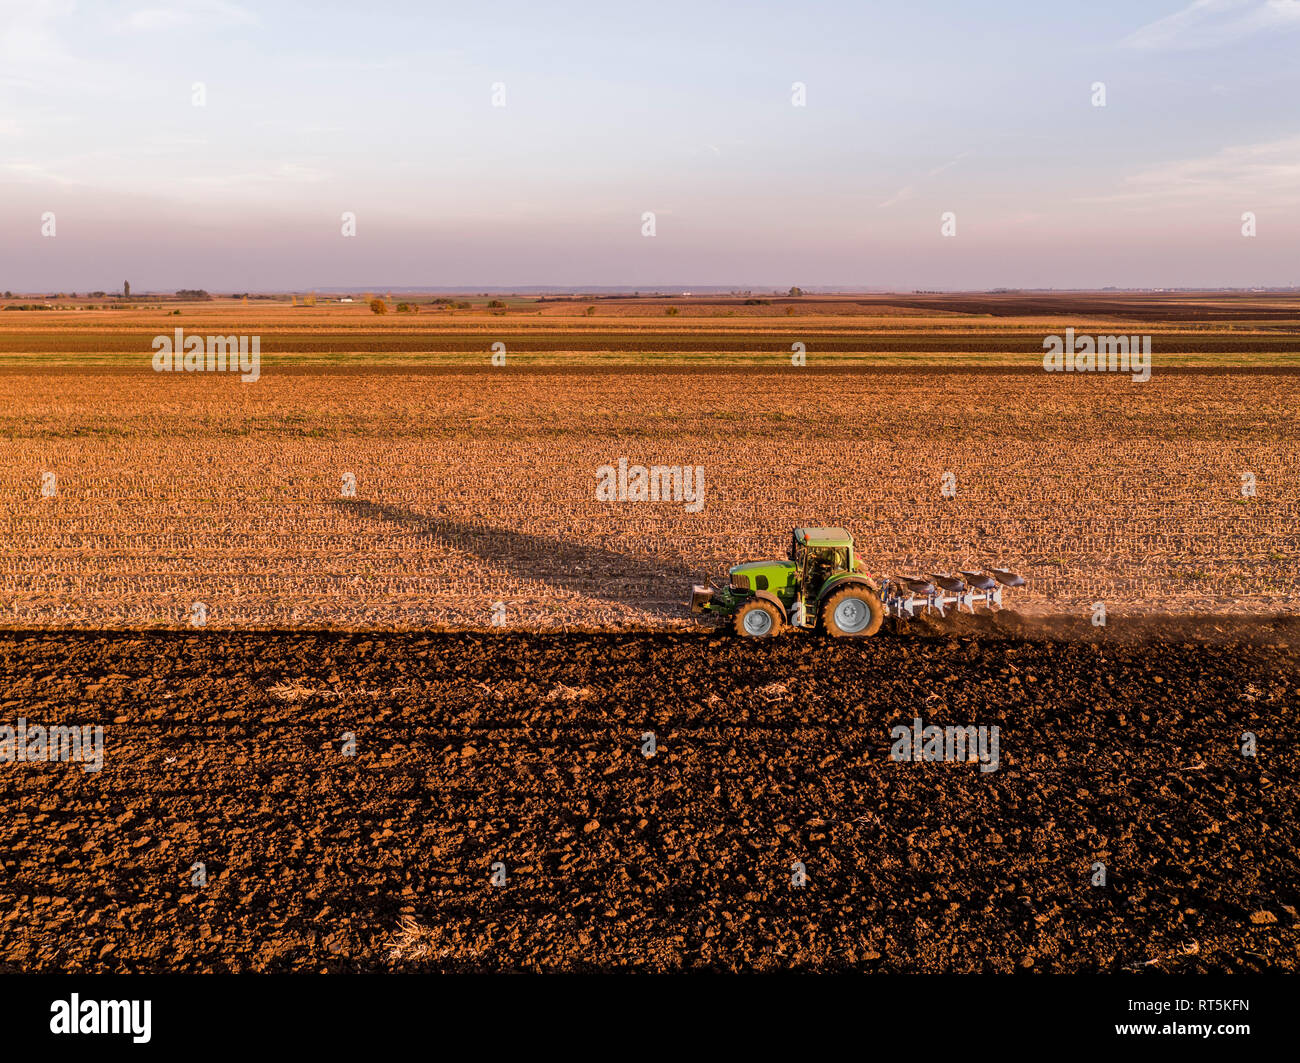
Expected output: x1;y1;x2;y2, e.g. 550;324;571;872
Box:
689;526;1025;638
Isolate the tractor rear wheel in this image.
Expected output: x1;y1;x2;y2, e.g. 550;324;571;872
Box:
734;599;783;638
823;586;884;638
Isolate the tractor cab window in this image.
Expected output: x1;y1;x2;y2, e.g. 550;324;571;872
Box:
811;547;846;573
804;547;846;592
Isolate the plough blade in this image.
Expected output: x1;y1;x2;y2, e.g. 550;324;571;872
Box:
882;566;1025;618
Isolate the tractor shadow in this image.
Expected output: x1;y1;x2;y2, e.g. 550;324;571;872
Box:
331;499;701;617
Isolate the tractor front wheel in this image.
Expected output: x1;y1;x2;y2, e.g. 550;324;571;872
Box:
734;599;783;638
823;587;884;638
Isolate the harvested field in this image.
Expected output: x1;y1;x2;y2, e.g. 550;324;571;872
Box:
0;626;1295;973
3;326;1300;362
4;294;1300;367
1;365;1296;628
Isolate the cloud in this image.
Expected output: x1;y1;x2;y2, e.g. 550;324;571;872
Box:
925;151;970;178
1080;135;1300;205
0;0;76;70
0;159;86;185
123;1;258;31
1121;0;1300;50
180;162;331;190
0;1;124;95
877;184;914;209
879;152;969;208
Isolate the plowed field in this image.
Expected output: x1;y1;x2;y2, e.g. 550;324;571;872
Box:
1;624;1296;972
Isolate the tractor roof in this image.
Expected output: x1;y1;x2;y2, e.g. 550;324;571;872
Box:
794;527;854;548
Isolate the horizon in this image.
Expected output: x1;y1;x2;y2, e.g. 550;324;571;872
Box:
9;285;1300;297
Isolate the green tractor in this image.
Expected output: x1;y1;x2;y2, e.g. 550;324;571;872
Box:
689;526;1026;638
690;527;884;638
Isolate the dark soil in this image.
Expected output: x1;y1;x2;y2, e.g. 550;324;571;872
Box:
0;628;1296;972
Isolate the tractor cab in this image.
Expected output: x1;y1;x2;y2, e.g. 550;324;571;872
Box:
788;527;856;599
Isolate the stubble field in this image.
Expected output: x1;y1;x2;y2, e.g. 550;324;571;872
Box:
1;299;1297;627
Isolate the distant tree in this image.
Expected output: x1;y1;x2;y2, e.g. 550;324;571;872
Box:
665;306;680;316
369;298;388;314
396;302;418;313
124;281;131;298
487;299;506;309
788;286;803;297
584;306;596;316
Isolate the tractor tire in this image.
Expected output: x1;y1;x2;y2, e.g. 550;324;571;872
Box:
823;586;884;638
734;598;783;638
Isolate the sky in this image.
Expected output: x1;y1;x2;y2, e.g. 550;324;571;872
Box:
2;0;1299;291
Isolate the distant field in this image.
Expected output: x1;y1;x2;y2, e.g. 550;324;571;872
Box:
1;291;1299;366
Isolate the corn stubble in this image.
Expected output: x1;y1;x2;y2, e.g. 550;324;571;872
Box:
1;368;1296;629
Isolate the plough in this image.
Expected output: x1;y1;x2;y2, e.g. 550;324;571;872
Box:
879;569;1026;618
